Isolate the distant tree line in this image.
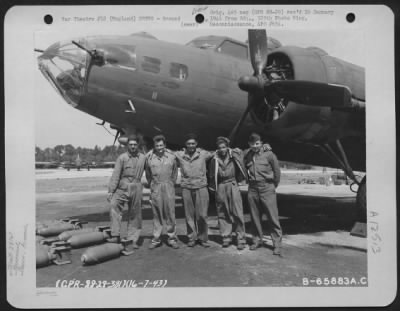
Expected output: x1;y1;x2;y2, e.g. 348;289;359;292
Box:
36;145;314;169
279;161;313;170
35;145;126;163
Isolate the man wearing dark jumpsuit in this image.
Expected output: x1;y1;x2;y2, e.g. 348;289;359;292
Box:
243;133;283;255
107;136;146;248
209;137;247;250
175;133;213;247
145;135;179;249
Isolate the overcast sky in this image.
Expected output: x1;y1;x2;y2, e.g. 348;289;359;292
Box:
35;28;364;149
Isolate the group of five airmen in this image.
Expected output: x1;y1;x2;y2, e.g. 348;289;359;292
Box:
107;132;282;255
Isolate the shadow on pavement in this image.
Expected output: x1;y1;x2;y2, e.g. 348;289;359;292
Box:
61;190;358;236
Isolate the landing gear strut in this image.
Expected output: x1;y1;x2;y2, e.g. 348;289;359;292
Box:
320;140;366;235
355;176;366;222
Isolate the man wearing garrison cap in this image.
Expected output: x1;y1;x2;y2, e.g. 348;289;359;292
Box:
243;133;282;255
208;136;247;250
107;135;146;248
175;133;214;247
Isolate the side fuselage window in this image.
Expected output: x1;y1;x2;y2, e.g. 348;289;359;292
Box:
169;63;188;80
107;45;137;69
142;56;161;74
95;43;137;70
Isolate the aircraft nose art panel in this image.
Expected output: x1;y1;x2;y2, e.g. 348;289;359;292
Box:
37;40;90;107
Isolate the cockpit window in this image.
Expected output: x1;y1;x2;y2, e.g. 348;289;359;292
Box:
58;44;88;65
169;63;188;80
141;56;161;74
186;39;220;50
217;40;248;59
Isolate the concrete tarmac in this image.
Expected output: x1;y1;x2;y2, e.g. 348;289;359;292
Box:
36;169;367;287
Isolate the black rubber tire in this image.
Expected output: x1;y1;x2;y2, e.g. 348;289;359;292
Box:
356;176;367;222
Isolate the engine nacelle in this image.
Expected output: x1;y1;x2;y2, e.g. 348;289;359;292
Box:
267;46;365;100
249;46;365;143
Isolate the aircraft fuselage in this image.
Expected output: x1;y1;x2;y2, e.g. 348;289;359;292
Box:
38;34;365;170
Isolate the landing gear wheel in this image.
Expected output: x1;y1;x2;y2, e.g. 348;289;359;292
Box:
356;176;366;222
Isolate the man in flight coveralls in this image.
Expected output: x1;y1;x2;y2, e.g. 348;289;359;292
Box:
107;136;146;248
175;133;214;247
243;133;283;255
208;136;248;250
145;135;179;249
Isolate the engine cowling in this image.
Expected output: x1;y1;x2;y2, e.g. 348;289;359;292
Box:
249;46;365;125
267;46;365;99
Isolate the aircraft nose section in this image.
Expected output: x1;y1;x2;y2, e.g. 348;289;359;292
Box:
37;39;90;107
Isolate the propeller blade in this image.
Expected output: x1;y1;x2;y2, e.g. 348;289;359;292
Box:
248;29;268;76
230;30;270;145
228;104;251;145
267;80;354;108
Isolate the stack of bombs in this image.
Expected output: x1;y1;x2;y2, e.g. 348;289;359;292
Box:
36;218;134;268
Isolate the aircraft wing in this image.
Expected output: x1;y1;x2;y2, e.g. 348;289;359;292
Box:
266;80;365;111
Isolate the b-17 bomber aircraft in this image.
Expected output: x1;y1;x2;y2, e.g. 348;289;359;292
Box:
35;29;366;221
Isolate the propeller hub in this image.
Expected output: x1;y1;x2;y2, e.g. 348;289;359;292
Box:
238;75;265;93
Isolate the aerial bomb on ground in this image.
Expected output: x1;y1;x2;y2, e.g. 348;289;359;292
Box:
36;218;71;232
40;227;97;246
36;219;87;237
58;227;96;241
67;227;112;248
36;242;71;268
81;239;134;265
